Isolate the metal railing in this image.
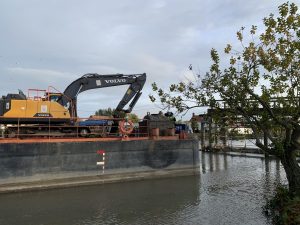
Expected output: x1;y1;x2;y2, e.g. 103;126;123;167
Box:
0;116;186;141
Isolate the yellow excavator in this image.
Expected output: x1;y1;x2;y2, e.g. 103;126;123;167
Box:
0;73;146;137
0;89;70;124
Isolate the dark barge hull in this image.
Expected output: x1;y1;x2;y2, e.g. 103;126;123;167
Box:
0;138;199;193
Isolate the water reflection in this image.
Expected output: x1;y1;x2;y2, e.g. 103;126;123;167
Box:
200;151;284;183
275;159;281;184
199;152;287;225
201;152;206;174
0;152;287;225
201;152;229;173
223;154;228;170
0;176;201;225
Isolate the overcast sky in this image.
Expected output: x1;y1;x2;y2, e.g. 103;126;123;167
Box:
0;0;297;119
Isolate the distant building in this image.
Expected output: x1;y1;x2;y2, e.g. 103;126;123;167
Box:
190;113;206;133
189;112;253;135
228;127;253;135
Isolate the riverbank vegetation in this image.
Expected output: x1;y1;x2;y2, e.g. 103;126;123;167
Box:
150;1;300;199
265;185;300;225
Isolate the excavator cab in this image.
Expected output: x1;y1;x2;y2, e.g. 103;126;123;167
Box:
45;92;62;102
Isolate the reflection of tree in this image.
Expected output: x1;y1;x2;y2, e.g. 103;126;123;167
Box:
223;154;228;170
275;159;281;184
201;152;206;174
262;157;273;204
209;153;214;172
202;152;230;173
215;154;220;171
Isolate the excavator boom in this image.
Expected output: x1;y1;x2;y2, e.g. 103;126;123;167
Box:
58;73;146;117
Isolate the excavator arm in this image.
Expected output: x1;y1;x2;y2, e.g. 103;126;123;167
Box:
57;73;146;118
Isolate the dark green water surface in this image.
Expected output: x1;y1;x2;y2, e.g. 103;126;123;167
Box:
0;152;287;225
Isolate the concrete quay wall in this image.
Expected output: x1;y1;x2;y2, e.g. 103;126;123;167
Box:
0;139;199;193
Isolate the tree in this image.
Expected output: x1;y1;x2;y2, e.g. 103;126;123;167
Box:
95;107;115;117
95;108;139;123
127;113;140;123
150;2;300;195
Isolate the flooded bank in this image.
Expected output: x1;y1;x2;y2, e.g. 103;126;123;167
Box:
0;152;287;225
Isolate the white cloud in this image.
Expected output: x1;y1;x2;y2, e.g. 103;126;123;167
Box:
5;67;74;91
6;67;71;79
0;0;296;119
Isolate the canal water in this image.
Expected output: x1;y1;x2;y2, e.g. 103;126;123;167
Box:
0;152;287;225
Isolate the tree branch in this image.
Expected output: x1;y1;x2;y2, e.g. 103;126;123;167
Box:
245;86;289;129
236;106;272;154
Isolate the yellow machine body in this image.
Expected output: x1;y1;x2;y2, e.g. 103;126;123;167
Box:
5;99;70;118
2;99;70;124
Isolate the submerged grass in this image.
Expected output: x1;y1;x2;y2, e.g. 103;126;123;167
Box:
264;185;300;225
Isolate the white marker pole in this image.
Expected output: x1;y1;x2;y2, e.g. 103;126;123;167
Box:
102;153;105;174
96;151;106;174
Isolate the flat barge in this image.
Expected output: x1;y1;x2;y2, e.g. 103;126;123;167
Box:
0;136;199;193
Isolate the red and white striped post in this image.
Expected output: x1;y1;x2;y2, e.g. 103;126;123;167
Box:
96;150;106;174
